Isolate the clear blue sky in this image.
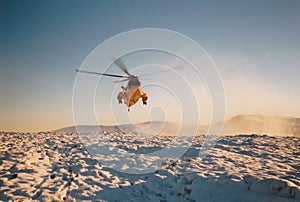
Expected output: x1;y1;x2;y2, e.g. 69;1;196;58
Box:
1;0;300;132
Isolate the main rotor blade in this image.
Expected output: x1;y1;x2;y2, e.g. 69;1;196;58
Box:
113;78;130;83
76;69;129;78
113;58;132;76
139;65;182;77
140;78;158;81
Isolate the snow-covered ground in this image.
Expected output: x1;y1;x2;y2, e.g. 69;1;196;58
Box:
0;132;299;201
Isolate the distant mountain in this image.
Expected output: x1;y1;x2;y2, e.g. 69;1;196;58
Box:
221;114;300;137
55;114;300;137
54;121;179;136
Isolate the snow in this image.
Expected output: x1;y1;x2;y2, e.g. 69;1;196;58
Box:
0;131;299;201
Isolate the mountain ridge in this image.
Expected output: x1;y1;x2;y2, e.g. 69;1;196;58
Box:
54;114;300;137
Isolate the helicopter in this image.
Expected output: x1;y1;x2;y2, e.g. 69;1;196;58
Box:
76;58;180;111
76;58;148;112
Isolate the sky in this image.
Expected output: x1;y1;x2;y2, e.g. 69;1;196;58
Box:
1;0;300;132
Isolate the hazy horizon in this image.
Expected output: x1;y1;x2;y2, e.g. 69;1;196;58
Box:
1;0;300;132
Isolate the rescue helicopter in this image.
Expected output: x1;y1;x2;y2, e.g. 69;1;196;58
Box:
76;58;153;111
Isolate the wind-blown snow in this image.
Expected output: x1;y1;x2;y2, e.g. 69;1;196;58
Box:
0;131;299;201
55;114;300;137
220;114;300;137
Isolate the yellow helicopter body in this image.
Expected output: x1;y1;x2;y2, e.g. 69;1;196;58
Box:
117;77;148;111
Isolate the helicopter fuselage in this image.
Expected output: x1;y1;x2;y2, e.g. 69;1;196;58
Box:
117;77;148;111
